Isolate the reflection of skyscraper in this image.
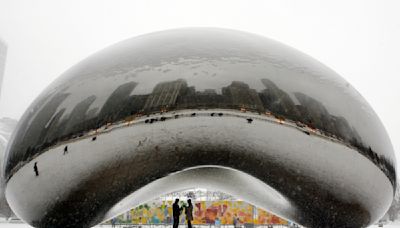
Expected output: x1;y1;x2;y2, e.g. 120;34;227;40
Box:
294;92;360;143
99;81;138;122
222;81;264;111
0;39;7;100
62;95;97;135
177;88;229;109
144;79;187;111
259;79;299;119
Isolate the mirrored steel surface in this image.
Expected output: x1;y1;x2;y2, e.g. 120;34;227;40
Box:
3;28;396;228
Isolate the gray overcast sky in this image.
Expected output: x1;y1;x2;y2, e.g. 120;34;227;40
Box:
0;0;399;164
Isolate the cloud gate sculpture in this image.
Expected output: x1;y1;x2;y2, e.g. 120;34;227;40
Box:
2;28;396;228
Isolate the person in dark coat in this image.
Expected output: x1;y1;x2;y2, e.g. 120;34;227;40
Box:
185;199;193;228
33;162;39;176
173;199;182;228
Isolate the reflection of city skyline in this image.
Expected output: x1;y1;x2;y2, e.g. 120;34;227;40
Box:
5;78;396;187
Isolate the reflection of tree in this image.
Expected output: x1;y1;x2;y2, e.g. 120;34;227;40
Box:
7;78;396;188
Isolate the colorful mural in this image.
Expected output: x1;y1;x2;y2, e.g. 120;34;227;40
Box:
114;201;288;225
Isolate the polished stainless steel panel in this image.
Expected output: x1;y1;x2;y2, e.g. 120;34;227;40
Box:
3;28;396;227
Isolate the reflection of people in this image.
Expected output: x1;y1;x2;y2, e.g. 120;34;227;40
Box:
173;199;182;228
111;217;116;228
215;217;221;228
138;216;142;228
185;199;193;228
33;162;39;176
233;214;240;228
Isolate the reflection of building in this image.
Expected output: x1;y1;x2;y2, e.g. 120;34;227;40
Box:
7;76;395;188
0;39;6;99
177;87;230;109
144;79;187;111
222;81;264;111
294;92;360;143
98;82;139;122
259;79;299;119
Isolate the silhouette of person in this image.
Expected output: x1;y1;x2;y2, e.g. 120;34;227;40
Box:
173;199;182;228
111;217;116;228
185;199;193;228
63;145;68;155
33;162;39;176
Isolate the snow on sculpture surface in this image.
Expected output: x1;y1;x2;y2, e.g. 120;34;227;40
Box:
3;28;396;228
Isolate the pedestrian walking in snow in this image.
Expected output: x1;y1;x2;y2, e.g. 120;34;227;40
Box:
33;162;39;176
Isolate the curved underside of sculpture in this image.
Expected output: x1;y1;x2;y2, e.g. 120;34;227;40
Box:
3;28;396;227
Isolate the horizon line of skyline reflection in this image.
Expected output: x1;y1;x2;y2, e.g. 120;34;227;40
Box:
4;77;396;188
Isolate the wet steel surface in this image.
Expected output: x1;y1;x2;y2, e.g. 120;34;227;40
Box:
3;28;396;227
